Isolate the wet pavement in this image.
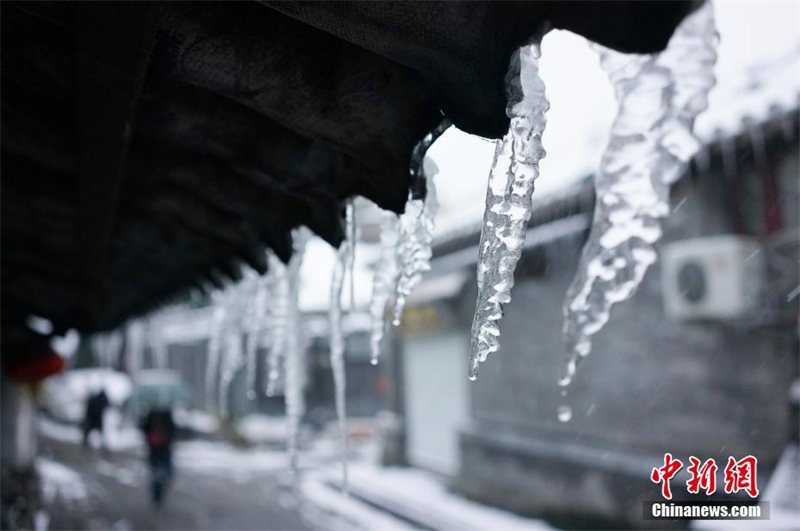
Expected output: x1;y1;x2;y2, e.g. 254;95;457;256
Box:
39;434;323;530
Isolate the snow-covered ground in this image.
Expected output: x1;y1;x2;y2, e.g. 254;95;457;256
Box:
306;461;552;531
38;457;90;505
38;411;141;452
173;408;220;435
36;416;552;530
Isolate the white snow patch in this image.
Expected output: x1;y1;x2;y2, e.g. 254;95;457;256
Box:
234;414;287;444
301;473;413;531
50;329;80;359
174;440;286;473
41;369;132;423
38;417;83;445
38;457;89;504
173;408;220;435
329;463;551;530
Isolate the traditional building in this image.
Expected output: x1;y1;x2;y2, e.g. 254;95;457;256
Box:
391;104;799;526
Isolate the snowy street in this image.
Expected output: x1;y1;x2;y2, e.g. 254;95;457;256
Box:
35;416;553;531
39;434;317;530
35;414;404;531
3;2;797;530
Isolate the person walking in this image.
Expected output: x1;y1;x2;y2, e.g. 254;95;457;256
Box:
82;389;109;447
140;408;176;505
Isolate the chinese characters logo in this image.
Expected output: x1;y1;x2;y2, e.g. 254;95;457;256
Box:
650;454;758;500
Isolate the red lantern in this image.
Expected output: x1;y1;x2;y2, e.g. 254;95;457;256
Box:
4;350;65;383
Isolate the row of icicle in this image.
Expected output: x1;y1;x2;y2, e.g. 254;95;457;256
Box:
100;0;717;491
111;176;439;491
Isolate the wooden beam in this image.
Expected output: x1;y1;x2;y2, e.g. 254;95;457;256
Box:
75;2;158;325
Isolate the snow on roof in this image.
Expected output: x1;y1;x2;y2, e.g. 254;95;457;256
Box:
429;0;800;240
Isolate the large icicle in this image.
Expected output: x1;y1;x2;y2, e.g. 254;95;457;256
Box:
468;43;549;380
369;212;401;364
392;170;438;326
560;3;717;386
329;212;352;490
283;229;309;473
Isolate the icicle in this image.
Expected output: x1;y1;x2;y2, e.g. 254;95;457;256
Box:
219;330;243;419
151;321;168;370
126;320;145;415
329;219;351;491
560;3;717;387
246;274;268;400
408;119;452;197
369;212;401;365
265;251;289;397
283;229;310;473
369;119;449;361
468;43;549;380
205;304;226;412
347;202;357;312
217;277;254;417
125;320;144;379
392;170;438;326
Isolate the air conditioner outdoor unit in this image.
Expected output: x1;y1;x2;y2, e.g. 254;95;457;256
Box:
661;235;764;321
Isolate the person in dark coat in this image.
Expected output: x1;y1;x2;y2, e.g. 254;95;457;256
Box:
82;389;109;447
140;408;176;505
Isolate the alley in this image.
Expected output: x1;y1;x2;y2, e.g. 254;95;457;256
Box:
39;433;324;530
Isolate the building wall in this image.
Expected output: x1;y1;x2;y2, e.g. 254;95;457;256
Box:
425;144;800;525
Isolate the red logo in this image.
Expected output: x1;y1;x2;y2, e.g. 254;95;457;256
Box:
651;454;758;500
686;456;718;495
723;455;759;498
651;453;683;500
